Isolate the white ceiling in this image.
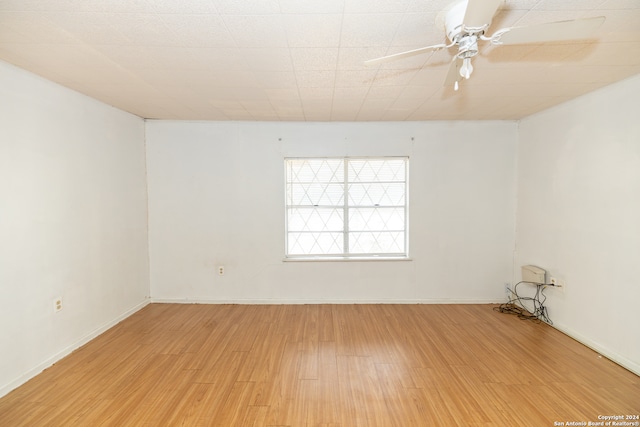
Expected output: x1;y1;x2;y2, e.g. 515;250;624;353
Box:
1;0;639;121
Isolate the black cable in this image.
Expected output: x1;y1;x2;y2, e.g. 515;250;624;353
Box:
493;280;554;324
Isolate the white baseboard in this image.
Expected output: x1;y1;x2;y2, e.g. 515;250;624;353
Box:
150;297;501;305
0;299;150;399
550;322;640;377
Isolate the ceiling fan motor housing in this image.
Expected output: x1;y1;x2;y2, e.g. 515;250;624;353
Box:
457;35;478;58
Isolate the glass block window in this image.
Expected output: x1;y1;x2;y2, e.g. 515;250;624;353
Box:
285;157;408;259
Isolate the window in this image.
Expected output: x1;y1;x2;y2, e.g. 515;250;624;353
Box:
285;157;408;259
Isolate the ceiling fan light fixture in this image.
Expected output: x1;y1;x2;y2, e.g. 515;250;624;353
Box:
460;57;473;79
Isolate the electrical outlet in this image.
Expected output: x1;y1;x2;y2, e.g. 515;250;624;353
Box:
217;266;225;276
54;297;63;313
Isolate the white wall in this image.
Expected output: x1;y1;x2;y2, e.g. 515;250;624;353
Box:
146;120;518;303
516;74;640;374
0;61;150;396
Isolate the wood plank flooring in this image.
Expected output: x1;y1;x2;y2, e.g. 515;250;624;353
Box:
1;304;638;426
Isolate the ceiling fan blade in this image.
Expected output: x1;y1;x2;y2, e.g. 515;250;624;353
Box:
443;57;463;88
463;0;503;29
364;44;447;66
495;16;605;45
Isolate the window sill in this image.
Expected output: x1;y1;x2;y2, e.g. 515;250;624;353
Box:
283;256;412;262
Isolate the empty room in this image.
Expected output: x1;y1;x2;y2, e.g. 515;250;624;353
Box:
1;0;639;425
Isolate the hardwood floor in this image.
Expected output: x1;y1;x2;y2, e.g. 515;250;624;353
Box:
1;304;638;426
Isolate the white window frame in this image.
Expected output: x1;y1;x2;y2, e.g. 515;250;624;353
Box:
284;157;409;260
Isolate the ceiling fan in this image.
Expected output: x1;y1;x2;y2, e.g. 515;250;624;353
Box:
365;0;605;91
